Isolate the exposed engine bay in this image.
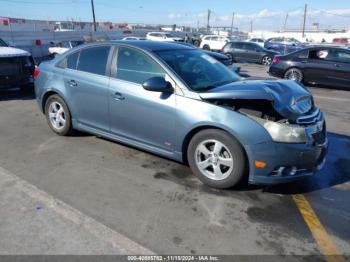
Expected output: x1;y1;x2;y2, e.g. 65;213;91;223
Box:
207;99;290;124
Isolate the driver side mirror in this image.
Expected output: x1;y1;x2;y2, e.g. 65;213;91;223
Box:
142;77;173;93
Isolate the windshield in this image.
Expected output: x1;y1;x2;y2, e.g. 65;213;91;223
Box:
0;38;8;47
155;49;240;92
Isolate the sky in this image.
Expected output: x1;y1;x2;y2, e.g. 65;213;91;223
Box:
0;0;349;30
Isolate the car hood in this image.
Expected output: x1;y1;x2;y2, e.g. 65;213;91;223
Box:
199;80;313;121
0;47;31;57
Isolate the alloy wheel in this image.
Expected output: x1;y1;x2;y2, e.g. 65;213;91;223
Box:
285;68;303;82
262;56;272;66
195;139;234;181
48;101;66;130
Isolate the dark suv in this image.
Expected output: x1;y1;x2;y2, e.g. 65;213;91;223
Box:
222;42;279;66
0;38;36;91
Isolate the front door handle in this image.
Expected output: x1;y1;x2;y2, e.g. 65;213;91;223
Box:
68;80;77;87
113;92;125;100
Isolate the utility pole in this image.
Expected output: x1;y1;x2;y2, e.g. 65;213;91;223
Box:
283;13;289;31
250;20;253;33
91;0;97;32
207;9;211;33
302;4;307;38
230;12;235;35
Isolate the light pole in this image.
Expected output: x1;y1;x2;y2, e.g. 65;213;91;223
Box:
91;0;97;32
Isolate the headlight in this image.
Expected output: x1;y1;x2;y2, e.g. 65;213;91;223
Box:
249;115;306;143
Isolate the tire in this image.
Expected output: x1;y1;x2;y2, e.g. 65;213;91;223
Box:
193;40;200;47
187;129;246;189
225;53;234;64
284;68;303;83
203;45;210;51
261;56;272;66
44;94;73;136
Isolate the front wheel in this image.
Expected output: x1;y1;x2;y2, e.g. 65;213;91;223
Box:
45;95;73;136
261;56;272;66
187;129;246;189
284;68;303;82
225;53;234;64
202;45;210;50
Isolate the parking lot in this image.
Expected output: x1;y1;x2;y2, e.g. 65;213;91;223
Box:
0;63;349;257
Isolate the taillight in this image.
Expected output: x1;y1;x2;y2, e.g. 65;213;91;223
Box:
273;57;282;63
33;66;40;79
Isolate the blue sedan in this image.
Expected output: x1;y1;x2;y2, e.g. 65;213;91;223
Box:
34;41;327;188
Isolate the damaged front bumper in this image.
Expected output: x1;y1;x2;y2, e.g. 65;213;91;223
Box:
245;112;328;185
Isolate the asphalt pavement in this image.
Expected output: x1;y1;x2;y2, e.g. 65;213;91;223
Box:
0;64;348;258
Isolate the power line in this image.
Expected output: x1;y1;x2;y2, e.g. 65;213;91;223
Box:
0;0;77;4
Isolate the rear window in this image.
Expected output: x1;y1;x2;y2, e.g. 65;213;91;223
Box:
77;46;110;76
296;50;309;59
232;42;243;49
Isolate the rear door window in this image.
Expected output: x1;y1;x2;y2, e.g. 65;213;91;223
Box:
116;47;165;84
308;49;330;60
77;46;110;76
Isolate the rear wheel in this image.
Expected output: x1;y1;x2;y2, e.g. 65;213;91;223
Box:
203;45;210;50
261;56;272;66
187;129;246;189
225;53;234;64
45;95;73;136
193;40;200;47
284;68;303;82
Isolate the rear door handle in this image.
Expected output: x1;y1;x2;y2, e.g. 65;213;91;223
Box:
334;64;341;68
112;92;125;101
68;80;77;87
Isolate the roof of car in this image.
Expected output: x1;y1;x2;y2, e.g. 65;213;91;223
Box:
108;40;193;51
299;45;350;51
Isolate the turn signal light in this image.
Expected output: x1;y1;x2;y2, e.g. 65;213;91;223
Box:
255;161;267;168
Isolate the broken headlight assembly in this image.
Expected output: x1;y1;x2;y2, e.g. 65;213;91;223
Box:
248;115;306;144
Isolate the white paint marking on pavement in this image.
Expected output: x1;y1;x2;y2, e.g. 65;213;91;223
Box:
314;95;350;102
0;166;154;255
